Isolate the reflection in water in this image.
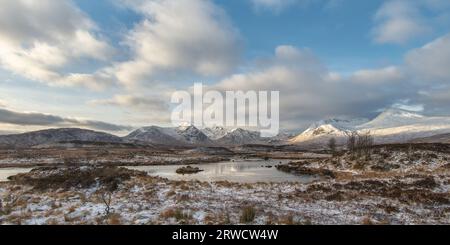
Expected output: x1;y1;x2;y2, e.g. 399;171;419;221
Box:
126;159;319;183
0;159;320;184
0;168;34;182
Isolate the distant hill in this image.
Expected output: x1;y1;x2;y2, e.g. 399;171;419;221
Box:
410;133;450;144
0;128;122;148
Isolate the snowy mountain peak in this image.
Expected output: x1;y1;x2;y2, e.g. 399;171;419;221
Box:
176;125;195;133
361;108;425;129
201;126;229;140
176;125;211;144
217;128;262;145
376;108;424;120
304;118;368;133
290;108;450;147
126;125;211;145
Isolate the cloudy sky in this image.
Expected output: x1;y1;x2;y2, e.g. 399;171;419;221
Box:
0;0;450;135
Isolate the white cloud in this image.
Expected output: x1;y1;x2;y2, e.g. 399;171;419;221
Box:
405;33;450;81
249;0;342;13
391;101;424;112
372;0;450;44
112;0;242;87
213;45;412;129
0;0;114;89
350;66;405;84
0;0;242;90
0;107;132;132
90;94;170;113
250;0;298;12
402;33;450;114
372;0;430;44
210;32;450;129
89;93;173;125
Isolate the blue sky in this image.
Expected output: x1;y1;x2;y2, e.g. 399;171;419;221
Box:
74;0;446;72
0;0;450;134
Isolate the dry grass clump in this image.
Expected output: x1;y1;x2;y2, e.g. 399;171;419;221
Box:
412;177;438;189
165;190;176;198
107;213;123;225
176;193;190;203
240;206;256;223
361;216;390;225
361;216;375;225
10;167;146;191
160;208;192;222
276;164;336;178
175;166;203;175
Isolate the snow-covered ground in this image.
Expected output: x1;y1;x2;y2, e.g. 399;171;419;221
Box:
1;146;448;225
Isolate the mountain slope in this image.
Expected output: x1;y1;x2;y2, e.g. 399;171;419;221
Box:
411;133;450;143
0;128;122;148
176;125;212;144
124;125;212;146
289;118;367;146
124;126;184;145
215;128;263;145
201;126;229;140
290;109;450;146
358;108;425;129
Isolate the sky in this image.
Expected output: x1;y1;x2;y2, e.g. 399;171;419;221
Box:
0;0;450;135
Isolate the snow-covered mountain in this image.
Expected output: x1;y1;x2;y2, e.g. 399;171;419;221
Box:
5;108;450;149
177;125;212;144
359;108;425;129
267;131;296;143
126;125;269;146
215;128;264;145
290;108;450;147
202;126;275;145
201;126;229;140
359;109;450;144
0;128;123;148
124;125;212;146
289;118;368;146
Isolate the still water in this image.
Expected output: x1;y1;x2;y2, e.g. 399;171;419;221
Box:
0;168;34;182
126;159;319;183
0;159;319;183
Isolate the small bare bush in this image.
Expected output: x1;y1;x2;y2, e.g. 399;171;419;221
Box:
356;131;374;160
101;191;112;216
347;131;358;158
328;138;337;154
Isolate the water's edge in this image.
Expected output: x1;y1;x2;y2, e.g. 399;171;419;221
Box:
0;159;319;183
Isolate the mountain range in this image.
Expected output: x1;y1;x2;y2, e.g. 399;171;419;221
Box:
124;125;213;146
289;108;450;147
1;108;450;148
124;126;266;146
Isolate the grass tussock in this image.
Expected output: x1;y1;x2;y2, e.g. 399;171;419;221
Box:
160;208;192;222
10;167;146;191
240;206;256;224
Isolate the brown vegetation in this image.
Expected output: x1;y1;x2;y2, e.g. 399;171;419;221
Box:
9;166;146;191
175;166;204;175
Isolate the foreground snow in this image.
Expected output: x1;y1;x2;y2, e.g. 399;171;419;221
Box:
1;146;448;225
